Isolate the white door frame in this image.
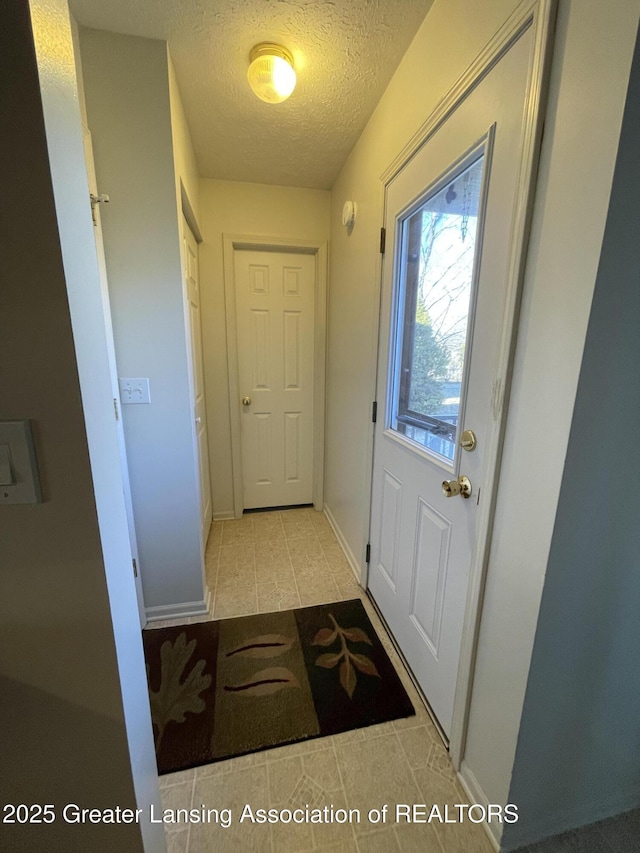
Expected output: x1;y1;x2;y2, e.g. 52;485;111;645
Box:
365;0;557;768
82;125;147;627
181;211;213;551
223;234;328;518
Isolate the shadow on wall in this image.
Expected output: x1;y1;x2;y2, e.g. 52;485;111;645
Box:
0;676;142;853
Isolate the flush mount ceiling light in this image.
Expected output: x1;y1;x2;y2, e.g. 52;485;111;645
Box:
247;43;296;104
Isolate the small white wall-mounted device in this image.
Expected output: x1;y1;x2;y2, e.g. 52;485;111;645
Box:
342;200;357;229
0;420;42;504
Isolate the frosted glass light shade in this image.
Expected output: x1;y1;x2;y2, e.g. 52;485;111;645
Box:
247;43;296;104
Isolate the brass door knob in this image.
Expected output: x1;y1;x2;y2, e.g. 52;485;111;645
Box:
242;396;252;407
442;476;472;499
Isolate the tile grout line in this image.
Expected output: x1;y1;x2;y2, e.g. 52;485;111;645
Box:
210;541;221;618
265;758;282;853
329;736;361;853
406;761;448;853
185;771;197;853
251;538;258;616
284;521;304;609
254;513;286;613
249;514;257;617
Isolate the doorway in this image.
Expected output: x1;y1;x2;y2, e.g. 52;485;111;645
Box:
368;10;551;746
223;236;328;518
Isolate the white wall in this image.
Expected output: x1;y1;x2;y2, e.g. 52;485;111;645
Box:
198;179;330;517
325;0;639;835
168;49;200;223
503;28;640;848
0;1;163;849
80;28;206;617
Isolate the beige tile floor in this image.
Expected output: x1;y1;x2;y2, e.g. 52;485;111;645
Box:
152;508;494;853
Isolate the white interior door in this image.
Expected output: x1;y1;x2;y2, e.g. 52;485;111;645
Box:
182;218;213;546
82;127;146;627
234;249;315;509
369;27;534;737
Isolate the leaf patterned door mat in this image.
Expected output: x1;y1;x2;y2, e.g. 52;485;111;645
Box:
143;598;415;774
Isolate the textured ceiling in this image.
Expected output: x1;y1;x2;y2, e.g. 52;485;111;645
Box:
71;0;434;189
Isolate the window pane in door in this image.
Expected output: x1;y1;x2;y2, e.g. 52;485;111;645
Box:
391;155;484;463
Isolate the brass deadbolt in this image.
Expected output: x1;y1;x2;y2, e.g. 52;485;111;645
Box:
460;429;477;452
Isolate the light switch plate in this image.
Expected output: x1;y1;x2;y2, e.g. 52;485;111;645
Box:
0;420;42;504
119;377;151;405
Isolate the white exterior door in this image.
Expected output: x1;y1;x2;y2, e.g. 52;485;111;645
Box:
369;27;535;736
82;127;146;626
182;218;213;546
234;250;315;508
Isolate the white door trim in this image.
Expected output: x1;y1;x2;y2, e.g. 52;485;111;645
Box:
182;215;213;549
365;0;557;770
82;125;147;627
223;234;328;518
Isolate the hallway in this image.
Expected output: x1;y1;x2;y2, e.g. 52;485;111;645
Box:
6;2;640;851
150;509;494;853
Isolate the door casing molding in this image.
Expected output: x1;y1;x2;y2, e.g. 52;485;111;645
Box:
365;0;558;792
223;234;328;518
182;215;213;552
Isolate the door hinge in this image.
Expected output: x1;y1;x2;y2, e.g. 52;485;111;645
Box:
379;227;386;254
132;558;138;578
365;543;371;564
89;192;110;226
371;401;378;423
113;398;120;421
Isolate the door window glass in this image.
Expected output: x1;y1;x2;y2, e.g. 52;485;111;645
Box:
390;155;485;463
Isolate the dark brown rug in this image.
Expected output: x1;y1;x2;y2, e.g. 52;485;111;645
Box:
143;598;415;774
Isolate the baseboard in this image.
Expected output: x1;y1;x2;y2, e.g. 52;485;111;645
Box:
212;510;234;521
145;590;210;623
323;503;362;584
458;760;501;851
500;787;640;851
